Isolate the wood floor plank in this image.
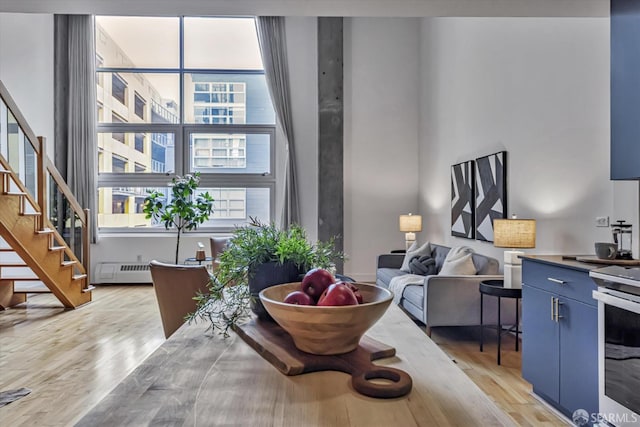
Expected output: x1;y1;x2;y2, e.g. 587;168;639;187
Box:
0;285;165;426
0;286;569;426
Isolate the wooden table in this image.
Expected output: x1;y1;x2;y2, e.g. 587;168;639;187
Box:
77;304;514;426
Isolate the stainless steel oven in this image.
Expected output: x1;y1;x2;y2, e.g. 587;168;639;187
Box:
591;267;640;426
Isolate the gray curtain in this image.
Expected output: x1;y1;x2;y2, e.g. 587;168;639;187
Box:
54;15;98;243
256;16;300;227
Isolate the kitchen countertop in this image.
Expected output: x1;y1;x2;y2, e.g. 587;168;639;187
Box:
76;303;514;427
520;254;604;273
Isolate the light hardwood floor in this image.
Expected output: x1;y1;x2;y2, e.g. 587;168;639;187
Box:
429;327;569;426
0;286;165;426
0;286;568;426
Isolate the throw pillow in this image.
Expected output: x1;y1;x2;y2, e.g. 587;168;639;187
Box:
400;241;431;273
409;255;437;276
438;246;477;276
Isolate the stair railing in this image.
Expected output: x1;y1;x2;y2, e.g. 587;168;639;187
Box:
0;80;90;286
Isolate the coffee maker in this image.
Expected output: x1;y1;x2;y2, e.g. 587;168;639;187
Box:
612;220;633;260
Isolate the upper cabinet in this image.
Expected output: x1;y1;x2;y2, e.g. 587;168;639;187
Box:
611;0;640;180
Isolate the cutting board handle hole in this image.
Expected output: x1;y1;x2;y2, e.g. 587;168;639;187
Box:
367;378;397;385
364;369;401;383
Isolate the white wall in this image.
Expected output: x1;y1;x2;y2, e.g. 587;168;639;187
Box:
344;18;421;280
417;17;638;263
92;233;225;269
0;13;54;153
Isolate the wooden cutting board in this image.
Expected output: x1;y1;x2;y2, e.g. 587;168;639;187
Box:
232;318;412;399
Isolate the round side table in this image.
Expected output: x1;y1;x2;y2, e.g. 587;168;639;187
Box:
479;279;522;365
184;256;213;266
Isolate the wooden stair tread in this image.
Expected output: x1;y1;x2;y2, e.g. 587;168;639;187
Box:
36;229;55;234
13;288;51;294
21;211;41;216
61;260;77;267
72;274;88;281
49;246;66;251
3;191;27;196
0;263;28;267
82;285;96;293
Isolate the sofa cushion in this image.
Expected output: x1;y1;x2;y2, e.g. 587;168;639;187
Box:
431;244;451;272
439;246;477;275
471;253;499;275
402;284;424;309
376;268;406;289
400;241;431;273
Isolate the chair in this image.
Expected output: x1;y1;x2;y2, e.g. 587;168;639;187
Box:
150;260;211;339
210;237;230;271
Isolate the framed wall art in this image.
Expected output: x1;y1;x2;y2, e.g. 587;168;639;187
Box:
475;151;507;242
451;160;475;239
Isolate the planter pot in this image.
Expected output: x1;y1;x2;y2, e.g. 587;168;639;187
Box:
248;261;302;320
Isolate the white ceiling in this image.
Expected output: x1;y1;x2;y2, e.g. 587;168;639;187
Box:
0;0;609;18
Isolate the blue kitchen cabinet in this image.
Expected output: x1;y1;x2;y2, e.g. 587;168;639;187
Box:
522;258;598;420
522;284;559;403
611;0;640;179
559;297;598;418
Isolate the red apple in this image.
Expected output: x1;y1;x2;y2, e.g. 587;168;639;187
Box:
317;283;358;306
341;281;364;304
301;268;335;302
283;290;315;305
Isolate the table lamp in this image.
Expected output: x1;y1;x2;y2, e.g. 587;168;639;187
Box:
493;216;536;289
399;213;422;250
195;242;206;261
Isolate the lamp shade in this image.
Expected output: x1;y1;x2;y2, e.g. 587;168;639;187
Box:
493;218;536;248
399;214;422;232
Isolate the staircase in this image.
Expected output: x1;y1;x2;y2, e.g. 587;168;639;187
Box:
0;81;93;309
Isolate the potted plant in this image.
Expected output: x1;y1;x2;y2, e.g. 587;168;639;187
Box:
143;172;214;264
190;217;344;336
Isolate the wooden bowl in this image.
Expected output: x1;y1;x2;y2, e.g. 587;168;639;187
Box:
259;282;393;355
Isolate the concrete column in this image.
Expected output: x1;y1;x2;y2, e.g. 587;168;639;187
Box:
317;17;344;273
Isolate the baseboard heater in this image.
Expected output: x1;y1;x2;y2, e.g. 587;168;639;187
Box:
95;262;152;284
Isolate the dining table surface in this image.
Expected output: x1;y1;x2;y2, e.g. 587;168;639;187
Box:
76;303;514;426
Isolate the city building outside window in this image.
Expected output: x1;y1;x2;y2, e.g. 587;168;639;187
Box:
134;132;145;153
111;73;127;105
134;92;146;120
95;16;275;232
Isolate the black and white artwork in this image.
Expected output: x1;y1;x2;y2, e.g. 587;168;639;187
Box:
451;160;475;239
475;151;507;242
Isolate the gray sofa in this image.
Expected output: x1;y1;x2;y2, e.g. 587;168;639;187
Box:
376;243;516;335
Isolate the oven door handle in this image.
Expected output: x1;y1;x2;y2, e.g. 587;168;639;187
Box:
593;290;640;314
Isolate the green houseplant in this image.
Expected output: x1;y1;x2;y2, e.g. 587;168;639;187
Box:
190;217;344;336
143;172;214;264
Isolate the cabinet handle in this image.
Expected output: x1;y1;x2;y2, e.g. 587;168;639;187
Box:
547;277;566;285
551;297;555;321
556;299;563;320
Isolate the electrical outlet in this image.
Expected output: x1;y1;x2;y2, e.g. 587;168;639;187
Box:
596;216;609;227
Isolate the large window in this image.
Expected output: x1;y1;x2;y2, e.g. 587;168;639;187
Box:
96;16;275;231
